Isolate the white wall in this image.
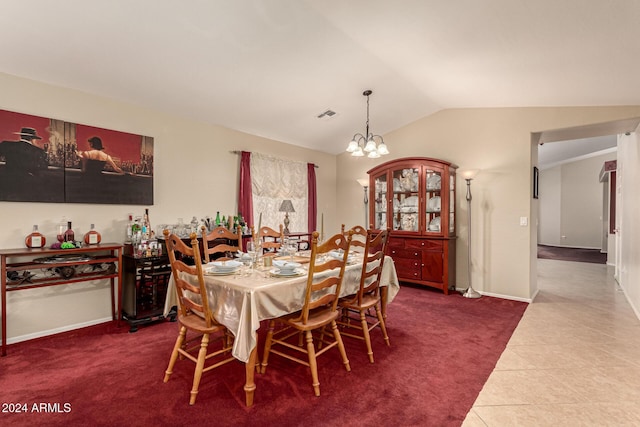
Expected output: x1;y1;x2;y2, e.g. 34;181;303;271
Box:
0;73;338;343
617;132;640;317
538;151;616;248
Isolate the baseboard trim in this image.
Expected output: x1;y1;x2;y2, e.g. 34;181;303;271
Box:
6;317;113;345
452;287;533;303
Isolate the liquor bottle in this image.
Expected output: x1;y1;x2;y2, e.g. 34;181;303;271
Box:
64;221;75;242
25;225;46;248
143;208;151;238
84;224;102;245
125;214;134;243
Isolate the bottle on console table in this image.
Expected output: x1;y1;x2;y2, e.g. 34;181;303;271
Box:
84;223;102;245
64;221;75;242
25;224;46;248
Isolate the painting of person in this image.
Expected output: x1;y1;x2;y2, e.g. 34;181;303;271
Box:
0;127;48;175
75;136;124;175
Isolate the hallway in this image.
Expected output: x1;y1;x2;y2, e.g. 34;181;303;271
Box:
463;259;640;426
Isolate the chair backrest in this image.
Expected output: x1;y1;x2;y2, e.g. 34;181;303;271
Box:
201;225;242;262
259;225;284;253
341;224;367;249
355;228;390;306
296;230;353;325
163;230;215;328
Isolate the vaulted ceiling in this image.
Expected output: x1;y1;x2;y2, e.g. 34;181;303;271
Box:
2;0;640;154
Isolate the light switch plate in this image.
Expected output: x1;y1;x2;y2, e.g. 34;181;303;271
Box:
520;216;528;226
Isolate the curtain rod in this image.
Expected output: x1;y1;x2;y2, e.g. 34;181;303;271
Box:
230;150;319;168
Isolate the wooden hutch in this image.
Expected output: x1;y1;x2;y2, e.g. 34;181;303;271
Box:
368;157;457;294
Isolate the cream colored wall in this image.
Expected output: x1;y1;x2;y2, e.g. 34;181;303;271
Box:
0;73;337;343
337;107;640;300
617;132;640;317
539;151;616;248
538;166;561;245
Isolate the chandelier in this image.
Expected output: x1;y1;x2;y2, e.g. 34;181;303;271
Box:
345;90;389;158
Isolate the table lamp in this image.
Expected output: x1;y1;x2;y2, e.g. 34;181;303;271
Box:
279;200;295;235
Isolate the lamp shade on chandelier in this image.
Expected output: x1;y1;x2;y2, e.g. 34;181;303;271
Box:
346;90;390;158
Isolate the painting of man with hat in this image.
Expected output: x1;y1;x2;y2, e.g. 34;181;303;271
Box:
0;127;49;175
0;110;64;202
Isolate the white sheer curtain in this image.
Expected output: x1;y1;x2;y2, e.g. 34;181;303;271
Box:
250;152;308;232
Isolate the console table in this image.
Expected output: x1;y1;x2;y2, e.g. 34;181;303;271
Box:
1;243;123;356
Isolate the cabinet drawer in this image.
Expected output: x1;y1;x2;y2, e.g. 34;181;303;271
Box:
388;248;421;259
394;258;422;280
405;239;443;251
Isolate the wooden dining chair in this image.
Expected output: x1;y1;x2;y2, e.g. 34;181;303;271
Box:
162;230;235;405
260;230;354;397
201;225;243;262
259;224;284;256
341;224;367;250
338;228;390;363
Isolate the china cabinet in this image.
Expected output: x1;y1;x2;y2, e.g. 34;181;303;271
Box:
368;157;457;294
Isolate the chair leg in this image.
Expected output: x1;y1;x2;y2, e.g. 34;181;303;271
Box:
360;310;374;363
189;333;210;405
305;330;321;396
261;320;275;374
375;304;390;347
331;320;351;372
164;326;187;382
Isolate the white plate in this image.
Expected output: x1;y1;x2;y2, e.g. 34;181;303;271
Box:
269;267;305;277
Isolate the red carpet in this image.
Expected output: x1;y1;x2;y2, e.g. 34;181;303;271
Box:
1;285;526;427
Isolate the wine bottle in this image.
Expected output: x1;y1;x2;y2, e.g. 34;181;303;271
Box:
215;211;221;226
84;224;102;245
25;225;46;248
64;221;75;242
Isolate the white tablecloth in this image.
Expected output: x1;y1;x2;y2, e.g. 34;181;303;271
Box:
163;256;399;362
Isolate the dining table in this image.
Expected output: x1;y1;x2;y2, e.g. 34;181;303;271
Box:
163;251;400;407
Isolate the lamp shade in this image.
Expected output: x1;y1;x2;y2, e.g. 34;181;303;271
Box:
279;200;295;213
460;169;480;180
356;178;369;187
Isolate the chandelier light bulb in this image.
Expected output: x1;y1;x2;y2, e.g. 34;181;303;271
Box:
377;142;389;155
352;146;364;157
346;139;358;153
367;150;381;158
364;138;377;152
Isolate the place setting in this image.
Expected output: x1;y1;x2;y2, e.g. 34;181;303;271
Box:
269;260;305;278
205;260;243;276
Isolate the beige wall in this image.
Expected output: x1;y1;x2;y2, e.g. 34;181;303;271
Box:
3;72;640;343
617;132;640;317
337;107;640;301
539;151;616;248
0;73;337;342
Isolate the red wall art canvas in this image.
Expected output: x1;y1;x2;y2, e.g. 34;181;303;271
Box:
0;109;153;205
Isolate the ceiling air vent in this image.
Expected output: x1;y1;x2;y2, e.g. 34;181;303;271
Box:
317;109;337;120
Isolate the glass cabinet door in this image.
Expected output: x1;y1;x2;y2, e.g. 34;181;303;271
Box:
449;172;456;234
391;166;419;232
373;172;388;230
425;168;442;234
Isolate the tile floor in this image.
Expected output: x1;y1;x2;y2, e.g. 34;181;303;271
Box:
462;258;640;426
